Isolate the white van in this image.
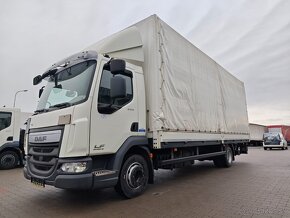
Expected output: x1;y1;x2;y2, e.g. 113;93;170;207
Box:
263;132;288;150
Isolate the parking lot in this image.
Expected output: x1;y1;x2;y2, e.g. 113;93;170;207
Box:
1;147;290;218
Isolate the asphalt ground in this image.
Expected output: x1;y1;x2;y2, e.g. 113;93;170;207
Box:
1;147;290;218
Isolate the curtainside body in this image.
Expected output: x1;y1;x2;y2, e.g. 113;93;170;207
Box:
249;123;267;146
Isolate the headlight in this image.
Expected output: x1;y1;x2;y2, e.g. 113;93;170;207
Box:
61;162;87;173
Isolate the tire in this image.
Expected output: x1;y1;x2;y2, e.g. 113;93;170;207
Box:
264;148;267;150
0;151;19;170
213;146;233;168
115;154;149;198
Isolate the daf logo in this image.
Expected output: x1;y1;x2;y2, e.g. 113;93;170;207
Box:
35;136;47;142
29;130;62;144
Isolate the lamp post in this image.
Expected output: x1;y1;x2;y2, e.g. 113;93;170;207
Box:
13;90;28;108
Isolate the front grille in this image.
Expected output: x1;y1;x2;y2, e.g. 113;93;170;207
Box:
27;128;63;177
28;142;60;176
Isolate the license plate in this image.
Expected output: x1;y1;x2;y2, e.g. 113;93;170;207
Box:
31;177;45;188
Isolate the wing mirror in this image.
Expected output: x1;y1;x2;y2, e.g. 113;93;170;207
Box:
33;75;42;85
110;59;125;75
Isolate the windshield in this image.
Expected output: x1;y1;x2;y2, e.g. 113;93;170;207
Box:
36;60;96;112
263;133;281;145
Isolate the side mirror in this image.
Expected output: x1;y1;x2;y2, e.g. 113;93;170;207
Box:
110;59;125;75
33;75;42;85
39;86;45;98
110;76;126;99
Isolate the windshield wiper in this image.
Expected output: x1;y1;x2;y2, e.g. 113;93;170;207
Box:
34;102;72;114
49;102;72;109
34;108;49;114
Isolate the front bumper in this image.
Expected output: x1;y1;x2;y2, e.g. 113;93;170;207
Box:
23;157;118;189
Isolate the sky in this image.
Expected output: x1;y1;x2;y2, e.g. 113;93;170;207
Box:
0;0;289;125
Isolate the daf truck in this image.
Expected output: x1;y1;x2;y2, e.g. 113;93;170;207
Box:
0;108;31;169
24;15;249;198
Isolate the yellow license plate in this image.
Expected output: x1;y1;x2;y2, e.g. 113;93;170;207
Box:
31;177;45;187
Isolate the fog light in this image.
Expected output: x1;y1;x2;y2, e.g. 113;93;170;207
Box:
61;162;87;173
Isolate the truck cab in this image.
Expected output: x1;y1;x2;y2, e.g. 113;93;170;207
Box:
24;51;147;195
263;132;288;150
0;108;29;169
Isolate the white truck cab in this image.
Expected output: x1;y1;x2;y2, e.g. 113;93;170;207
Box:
263;132;288;150
0;108;30;169
24;52;147;194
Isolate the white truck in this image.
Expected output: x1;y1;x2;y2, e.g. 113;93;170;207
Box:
24;15;249;198
0;108;31;169
249;123;267;146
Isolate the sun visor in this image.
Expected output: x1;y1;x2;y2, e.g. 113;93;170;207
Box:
86;26;144;63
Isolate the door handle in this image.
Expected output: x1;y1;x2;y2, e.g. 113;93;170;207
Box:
130;122;139;132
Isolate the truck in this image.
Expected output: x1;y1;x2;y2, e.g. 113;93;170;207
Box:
0;107;31;169
249;123;267;146
24;15;249;198
267;125;290;145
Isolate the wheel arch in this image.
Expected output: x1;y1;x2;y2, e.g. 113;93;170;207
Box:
109;136;154;184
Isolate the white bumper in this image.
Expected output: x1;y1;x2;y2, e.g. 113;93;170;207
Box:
263;144;283;148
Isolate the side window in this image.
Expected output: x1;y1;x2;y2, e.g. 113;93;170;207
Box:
98;68;133;114
0;112;12;131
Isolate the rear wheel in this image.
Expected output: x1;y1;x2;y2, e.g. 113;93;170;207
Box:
115;154;149;198
213;146;233;168
0;151;19;170
264;148;267;150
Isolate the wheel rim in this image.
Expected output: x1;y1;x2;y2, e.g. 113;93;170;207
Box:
125;162;145;189
227;148;233;164
1;154;16;168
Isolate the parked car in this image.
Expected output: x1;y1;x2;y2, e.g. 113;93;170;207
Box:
263;132;288;150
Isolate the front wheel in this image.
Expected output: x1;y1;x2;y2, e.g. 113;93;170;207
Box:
0;151;19;170
115;154;149;198
213;146;233;168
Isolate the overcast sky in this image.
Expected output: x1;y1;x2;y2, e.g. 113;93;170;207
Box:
0;0;289;125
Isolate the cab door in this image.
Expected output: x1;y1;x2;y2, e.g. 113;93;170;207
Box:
90;60;139;155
